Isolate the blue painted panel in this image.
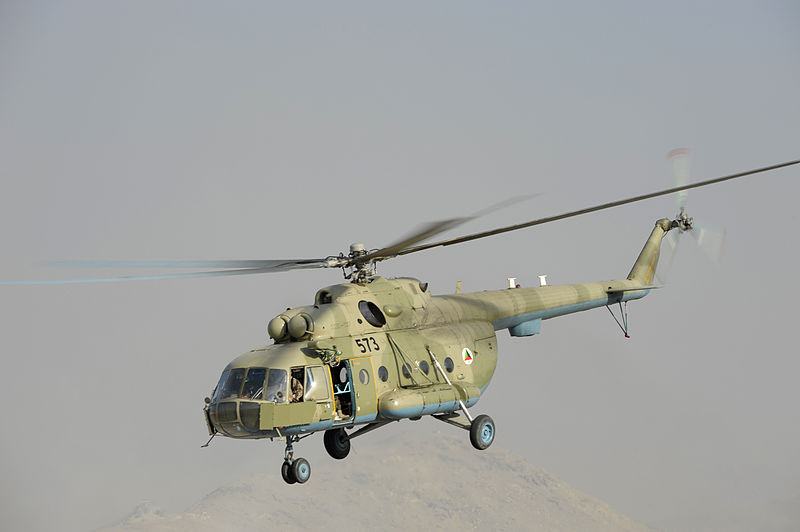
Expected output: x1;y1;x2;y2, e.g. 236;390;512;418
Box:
353;413;378;424
282;419;335;435
509;318;541;337
493;290;650;331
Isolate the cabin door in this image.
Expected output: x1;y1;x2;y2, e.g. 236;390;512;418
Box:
350;356;378;423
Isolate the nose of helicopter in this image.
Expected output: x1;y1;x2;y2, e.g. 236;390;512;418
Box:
206;399;265;437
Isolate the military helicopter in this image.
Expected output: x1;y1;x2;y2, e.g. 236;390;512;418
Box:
3;158;798;485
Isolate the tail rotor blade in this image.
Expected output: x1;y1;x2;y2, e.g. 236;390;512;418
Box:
690;224;727;264
656;229;681;284
668;148;691;213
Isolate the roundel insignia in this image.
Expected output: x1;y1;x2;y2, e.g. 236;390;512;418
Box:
462;347;473;365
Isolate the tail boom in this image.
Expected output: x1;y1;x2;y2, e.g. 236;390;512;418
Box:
627;218;674;285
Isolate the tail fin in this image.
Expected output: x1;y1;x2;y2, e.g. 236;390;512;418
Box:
627;218;674;284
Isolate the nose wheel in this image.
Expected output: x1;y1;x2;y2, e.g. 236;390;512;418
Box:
280;436;311;485
280;460;297;484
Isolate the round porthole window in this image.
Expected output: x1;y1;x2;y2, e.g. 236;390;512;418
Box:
339;367;348;382
378;366;389;382
402;363;412;378
419;360;430;375
358;300;386;327
359;369;369;385
444;357;454;373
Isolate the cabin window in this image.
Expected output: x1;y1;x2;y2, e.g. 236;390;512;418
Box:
358;300;386;327
378;366;389;382
241;368;266;399
444;357;454;373
304;366;330;402
359;369;369;385
221;368;245;399
265;368;287;403
418;360;430;375
401;363;412;378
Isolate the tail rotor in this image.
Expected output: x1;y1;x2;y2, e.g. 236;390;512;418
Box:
656;149;726;283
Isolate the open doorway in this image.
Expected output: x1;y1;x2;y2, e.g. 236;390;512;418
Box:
330;361;353;421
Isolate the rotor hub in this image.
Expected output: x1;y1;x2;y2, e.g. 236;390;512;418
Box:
673;209;693;232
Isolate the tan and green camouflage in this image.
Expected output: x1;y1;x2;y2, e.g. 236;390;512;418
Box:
205;218;671;440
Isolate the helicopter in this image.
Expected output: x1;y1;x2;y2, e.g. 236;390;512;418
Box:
3;158;798;485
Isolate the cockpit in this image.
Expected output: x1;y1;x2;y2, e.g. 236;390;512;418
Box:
206;364;336;438
212;367;288;403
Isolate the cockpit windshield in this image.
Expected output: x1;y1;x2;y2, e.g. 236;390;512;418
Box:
241;368;266;399
221;368;245;399
212;367;286;403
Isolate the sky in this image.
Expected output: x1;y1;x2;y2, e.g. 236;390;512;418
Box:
1;1;799;530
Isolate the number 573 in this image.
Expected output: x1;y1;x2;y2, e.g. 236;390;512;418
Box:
355;337;380;353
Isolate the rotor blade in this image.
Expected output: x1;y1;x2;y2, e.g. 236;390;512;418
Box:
668;148;691;211
358;217;472;264
49;259;324;269
359;193;541;263
690;225;727;263
397;158;800;257
0;260;337;285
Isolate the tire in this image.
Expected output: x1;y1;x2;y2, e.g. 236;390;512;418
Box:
281;461;297;484
470;414;495;450
323;428;351;459
291;457;311;484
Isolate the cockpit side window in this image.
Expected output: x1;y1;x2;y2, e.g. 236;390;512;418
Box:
241;368;266;400
264;368;287;403
304;366;330;402
221;368;245;399
290;367;305;403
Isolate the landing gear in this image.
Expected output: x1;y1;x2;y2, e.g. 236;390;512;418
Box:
427;346;496;452
281;461;296;484
469;414;496;450
323;428;351;459
281;435;311;485
291;458;311;483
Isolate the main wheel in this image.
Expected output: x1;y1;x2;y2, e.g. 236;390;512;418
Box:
323;428;351;459
470;414;495;450
291;457;311;483
281;461;297;484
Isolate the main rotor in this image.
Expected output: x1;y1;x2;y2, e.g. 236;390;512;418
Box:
2;157;797;286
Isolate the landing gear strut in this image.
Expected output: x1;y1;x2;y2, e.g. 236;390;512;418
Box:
428;346;496;451
280;435;311;485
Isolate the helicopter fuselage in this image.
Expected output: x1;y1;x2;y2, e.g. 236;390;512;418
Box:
205;218;668;441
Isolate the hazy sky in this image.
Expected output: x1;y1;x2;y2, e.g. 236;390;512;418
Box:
1;2;799;531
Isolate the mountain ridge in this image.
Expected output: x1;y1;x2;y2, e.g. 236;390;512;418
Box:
101;430;651;531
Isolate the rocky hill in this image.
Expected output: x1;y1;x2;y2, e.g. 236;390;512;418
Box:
101;430;650;531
